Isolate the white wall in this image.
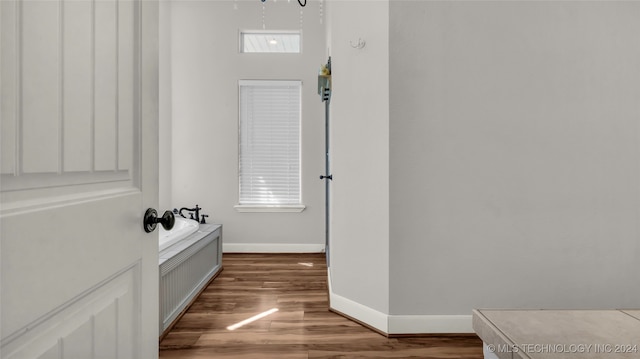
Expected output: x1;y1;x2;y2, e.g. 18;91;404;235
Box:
326;0;390;329
169;0;326;250
389;1;640;316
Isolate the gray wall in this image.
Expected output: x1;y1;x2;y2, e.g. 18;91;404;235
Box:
169;0;325;248
389;1;640;314
327;0;390;316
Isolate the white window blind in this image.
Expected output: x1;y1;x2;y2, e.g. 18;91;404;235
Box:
239;80;301;205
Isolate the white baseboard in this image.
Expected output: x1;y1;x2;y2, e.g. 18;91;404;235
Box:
327;268;473;335
387;314;473;334
327;268;389;333
222;243;325;253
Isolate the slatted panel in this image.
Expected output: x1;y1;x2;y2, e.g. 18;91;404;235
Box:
160;234;221;334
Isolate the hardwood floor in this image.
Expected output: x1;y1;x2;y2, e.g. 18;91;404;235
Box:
159;253;483;358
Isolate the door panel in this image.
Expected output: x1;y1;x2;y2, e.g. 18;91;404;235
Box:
1;0;136;192
1;193;142;338
1;0;159;357
2;264;138;359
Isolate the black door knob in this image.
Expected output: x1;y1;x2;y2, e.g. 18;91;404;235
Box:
143;208;175;233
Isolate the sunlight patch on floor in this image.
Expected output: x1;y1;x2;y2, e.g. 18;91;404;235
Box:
226;308;279;331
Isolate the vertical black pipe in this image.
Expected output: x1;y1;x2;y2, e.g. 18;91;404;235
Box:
319;57;332;268
324;94;330;267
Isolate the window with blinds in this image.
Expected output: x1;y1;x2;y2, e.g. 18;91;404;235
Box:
238;80;302;207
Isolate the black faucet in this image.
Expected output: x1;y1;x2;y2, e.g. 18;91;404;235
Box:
178;205;201;223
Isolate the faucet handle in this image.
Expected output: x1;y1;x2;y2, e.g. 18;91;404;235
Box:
200;214;208;224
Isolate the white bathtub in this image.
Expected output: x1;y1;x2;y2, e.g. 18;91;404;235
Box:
159;216;199;251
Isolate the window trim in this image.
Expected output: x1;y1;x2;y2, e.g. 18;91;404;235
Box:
234;204;305;213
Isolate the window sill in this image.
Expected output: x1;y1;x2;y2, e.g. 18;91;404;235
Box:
234;204;306;213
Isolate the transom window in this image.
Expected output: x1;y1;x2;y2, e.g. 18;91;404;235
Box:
240;31;301;53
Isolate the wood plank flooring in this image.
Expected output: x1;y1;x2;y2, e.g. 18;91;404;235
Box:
159;253;483;359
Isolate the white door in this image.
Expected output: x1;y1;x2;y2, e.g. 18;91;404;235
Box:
1;0;160;358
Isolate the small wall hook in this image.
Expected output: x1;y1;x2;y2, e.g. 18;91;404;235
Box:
350;38;366;49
